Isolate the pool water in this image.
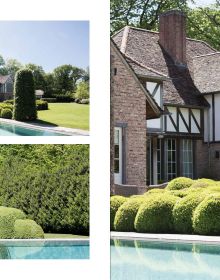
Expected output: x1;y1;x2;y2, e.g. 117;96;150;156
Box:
0;240;89;259
0;122;69;136
111;239;220;280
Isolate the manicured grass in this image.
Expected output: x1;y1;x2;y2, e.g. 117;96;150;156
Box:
37;103;89;130
44;233;89;239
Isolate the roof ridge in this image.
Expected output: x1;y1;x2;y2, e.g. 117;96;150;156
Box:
193;51;220;58
124;54;169;78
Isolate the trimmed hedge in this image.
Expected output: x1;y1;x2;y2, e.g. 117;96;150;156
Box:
190;179;215;189
173;192;206;233
135;194;179;233
52;94;74;103
13;69;37;121
0;207;26;238
36;100;48;110
193;194;220;235
1;108;12;119
14;219;44;239
41;98;57;103
110;196;127;230
166;177;194;191
114;197;145;232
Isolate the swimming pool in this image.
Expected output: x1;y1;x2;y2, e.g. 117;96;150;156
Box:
111;238;220;280
0;240;89;259
0;121;70;136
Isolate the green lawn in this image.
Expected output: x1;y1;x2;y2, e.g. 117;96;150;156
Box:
44;233;89;239
37;103;89;130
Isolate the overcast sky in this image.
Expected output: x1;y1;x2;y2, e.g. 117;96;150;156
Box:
190;0;216;7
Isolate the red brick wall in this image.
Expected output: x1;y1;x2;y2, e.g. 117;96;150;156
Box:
111;45;147;187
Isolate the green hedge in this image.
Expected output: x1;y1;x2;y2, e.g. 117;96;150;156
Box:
135;194;179;233
166;177;194;191
14;219;44;239
13;69;37;121
41;98;57;103
110;196;127;230
114;197;145;232
1;108;12;119
36;100;48;110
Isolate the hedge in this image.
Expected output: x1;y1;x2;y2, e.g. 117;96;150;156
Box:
41;98;57;103
13;69;37;121
166;177;194;191
14;219;44;239
114;197;145;232
1;108;12;119
193;194;220;235
110;196;127;230
52;94;74;103
135;194;179;233
36;100;48;110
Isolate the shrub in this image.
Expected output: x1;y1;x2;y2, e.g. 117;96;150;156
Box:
3;99;14;105
146;189;165;195
135;194;179;233
75;81;89;100
52;94;74;103
0;207;26;238
36;100;48;110
166;177;194;191
190;178;215;189
110;196;127;230
114;197;145;232
193;194;220;235
13;69;37;121
41;98;57;103
14;219;44;239
173;192;206;233
80;99;89;104
1;108;12;119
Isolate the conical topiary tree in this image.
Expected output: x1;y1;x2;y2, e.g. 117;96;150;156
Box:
13;69;37;121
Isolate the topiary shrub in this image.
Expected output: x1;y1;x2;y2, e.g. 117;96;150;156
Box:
110;196;127;230
13;69;37;121
190;178;215;189
0;207;26;238
166;177;194;191
173;192;207;234
135;194;179;233
193;194;220;235
14;219;44;239
1;108;12;119
114;197;145;232
146;189;165;195
36;100;48;110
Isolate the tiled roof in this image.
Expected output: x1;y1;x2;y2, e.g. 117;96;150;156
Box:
113;26;216;107
0;75;11;84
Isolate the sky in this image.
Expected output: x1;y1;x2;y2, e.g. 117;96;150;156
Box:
0;21;89;73
190;0;216;7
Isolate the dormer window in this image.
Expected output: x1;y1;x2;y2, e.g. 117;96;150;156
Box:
146;81;162;107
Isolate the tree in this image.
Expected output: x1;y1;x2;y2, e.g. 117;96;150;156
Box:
75;81;89;100
44;73;55;97
5;59;22;77
53;64;85;94
0;55;7;75
25;63;46;91
82;66;90;82
13;69;37;121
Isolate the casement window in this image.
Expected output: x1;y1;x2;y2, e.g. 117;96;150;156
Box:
181;139;193;178
157;139;162;182
147;138;152;185
165;138;177;181
114;127;122;184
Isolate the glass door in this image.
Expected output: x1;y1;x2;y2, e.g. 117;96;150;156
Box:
114;127;122;184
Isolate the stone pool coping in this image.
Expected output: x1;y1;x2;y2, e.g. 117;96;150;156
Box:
0;118;89;136
111;232;220;244
0;238;90;246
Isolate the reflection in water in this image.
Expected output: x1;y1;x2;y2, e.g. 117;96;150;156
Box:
111;239;220;280
0;245;11;259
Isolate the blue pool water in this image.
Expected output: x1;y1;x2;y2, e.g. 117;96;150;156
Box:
0;240;89;259
0;122;69;136
111;239;220;280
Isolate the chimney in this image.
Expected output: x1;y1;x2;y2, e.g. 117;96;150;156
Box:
159;10;186;65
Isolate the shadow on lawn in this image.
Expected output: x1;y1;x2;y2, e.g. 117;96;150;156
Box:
30;119;59;127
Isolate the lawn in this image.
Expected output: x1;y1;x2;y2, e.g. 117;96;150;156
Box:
37;103;89;130
44;233;89;239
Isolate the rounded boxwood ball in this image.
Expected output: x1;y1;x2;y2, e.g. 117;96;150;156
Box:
173;192;206;234
110;196;127;230
1;108;12;119
0;206;26;238
135;194;179;233
193;194;220;235
14;219;44;239
166;177;194;191
114;197;145;232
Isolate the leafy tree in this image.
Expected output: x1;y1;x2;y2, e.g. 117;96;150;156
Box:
75;81;89;100
13;69;37;121
83;66;90;82
44;72;55;97
4;59;22;77
0;55;7;75
25;63;46;91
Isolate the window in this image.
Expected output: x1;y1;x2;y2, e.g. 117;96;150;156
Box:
114;129;120;173
157;139;162;182
165;138;177;180
181;139;193;178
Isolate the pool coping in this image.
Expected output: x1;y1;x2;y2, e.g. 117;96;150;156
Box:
111;232;220;245
0;118;89;136
0;238;90;246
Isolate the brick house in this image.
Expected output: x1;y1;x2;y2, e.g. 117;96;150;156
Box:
111;10;220;195
0;74;13;101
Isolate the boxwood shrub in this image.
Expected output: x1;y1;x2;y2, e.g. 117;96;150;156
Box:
1;108;12;119
36;100;48;110
14;219;44;239
114;197;145;232
190;178;215;189
166;177;194;191
193;194;220;235
135;194;179;233
110;196;127;230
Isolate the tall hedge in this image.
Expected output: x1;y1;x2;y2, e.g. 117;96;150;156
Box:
0;145;89;235
13;69;37;121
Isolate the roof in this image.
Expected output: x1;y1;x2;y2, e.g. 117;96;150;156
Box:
111;38;162;118
112;26;217;107
0;75;11;84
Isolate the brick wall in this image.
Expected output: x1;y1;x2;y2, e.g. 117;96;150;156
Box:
111;45;147;189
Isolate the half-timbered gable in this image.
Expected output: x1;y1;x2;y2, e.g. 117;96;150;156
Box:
0;75;13;101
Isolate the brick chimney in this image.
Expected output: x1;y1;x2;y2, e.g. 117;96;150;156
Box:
159;10;186;65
